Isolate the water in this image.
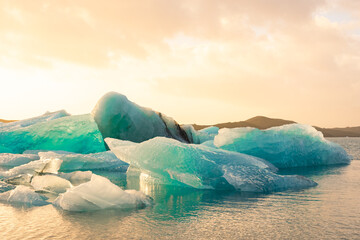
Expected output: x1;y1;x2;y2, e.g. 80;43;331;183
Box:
0;138;359;239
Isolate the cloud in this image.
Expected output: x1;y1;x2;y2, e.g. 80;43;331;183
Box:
0;0;359;126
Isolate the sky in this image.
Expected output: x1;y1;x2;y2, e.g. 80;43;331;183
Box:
0;0;360;127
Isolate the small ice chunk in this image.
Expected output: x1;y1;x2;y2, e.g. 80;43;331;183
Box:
38;151;128;171
0;185;48;206
0;181;15;193
4;174;33;186
59;171;93;186
31;175;72;194
54;174;152;211
3;158;62;178
0;153;40;167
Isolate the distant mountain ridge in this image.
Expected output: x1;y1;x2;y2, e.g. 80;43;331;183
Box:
193;116;360;137
2;116;359;137
0;119;16;123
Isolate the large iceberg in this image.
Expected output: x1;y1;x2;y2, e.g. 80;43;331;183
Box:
54;174;152;211
92;92;194;144
38;151;128;172
214;124;351;168
0;114;106;154
106;137;317;193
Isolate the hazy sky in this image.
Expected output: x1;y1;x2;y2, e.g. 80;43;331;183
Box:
1;0;360;127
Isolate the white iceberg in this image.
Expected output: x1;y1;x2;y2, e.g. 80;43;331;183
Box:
31;175;72;194
54;174;152;211
106;137;317;193
214;124;351;168
59;171;93;186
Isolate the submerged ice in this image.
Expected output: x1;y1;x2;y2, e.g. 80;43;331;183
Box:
214;124;351;168
106;137;317;193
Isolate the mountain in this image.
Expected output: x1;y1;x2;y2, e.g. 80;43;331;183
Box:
0;119;16;123
193;116;295;130
314;126;360;137
193;116;360;137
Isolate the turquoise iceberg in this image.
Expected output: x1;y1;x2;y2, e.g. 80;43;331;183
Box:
106;137;317;193
214;124;351;168
0;114;106;154
0;110;69;132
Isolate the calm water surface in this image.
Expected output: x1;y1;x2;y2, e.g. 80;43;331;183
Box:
0;137;359;239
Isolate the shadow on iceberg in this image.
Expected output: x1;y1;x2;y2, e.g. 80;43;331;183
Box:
92;92;197;144
106;137;317;193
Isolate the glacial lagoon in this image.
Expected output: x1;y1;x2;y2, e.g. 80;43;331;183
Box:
0;137;359;240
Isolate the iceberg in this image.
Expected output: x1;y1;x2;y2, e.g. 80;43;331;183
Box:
31;175;72;194
0;153;39;167
0;114;106;154
54;174;152;211
0;185;49;206
38;151;128;172
0;110;69;132
106;137;317;193
92;92;192;143
4;174;33;186
214;124;351;168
